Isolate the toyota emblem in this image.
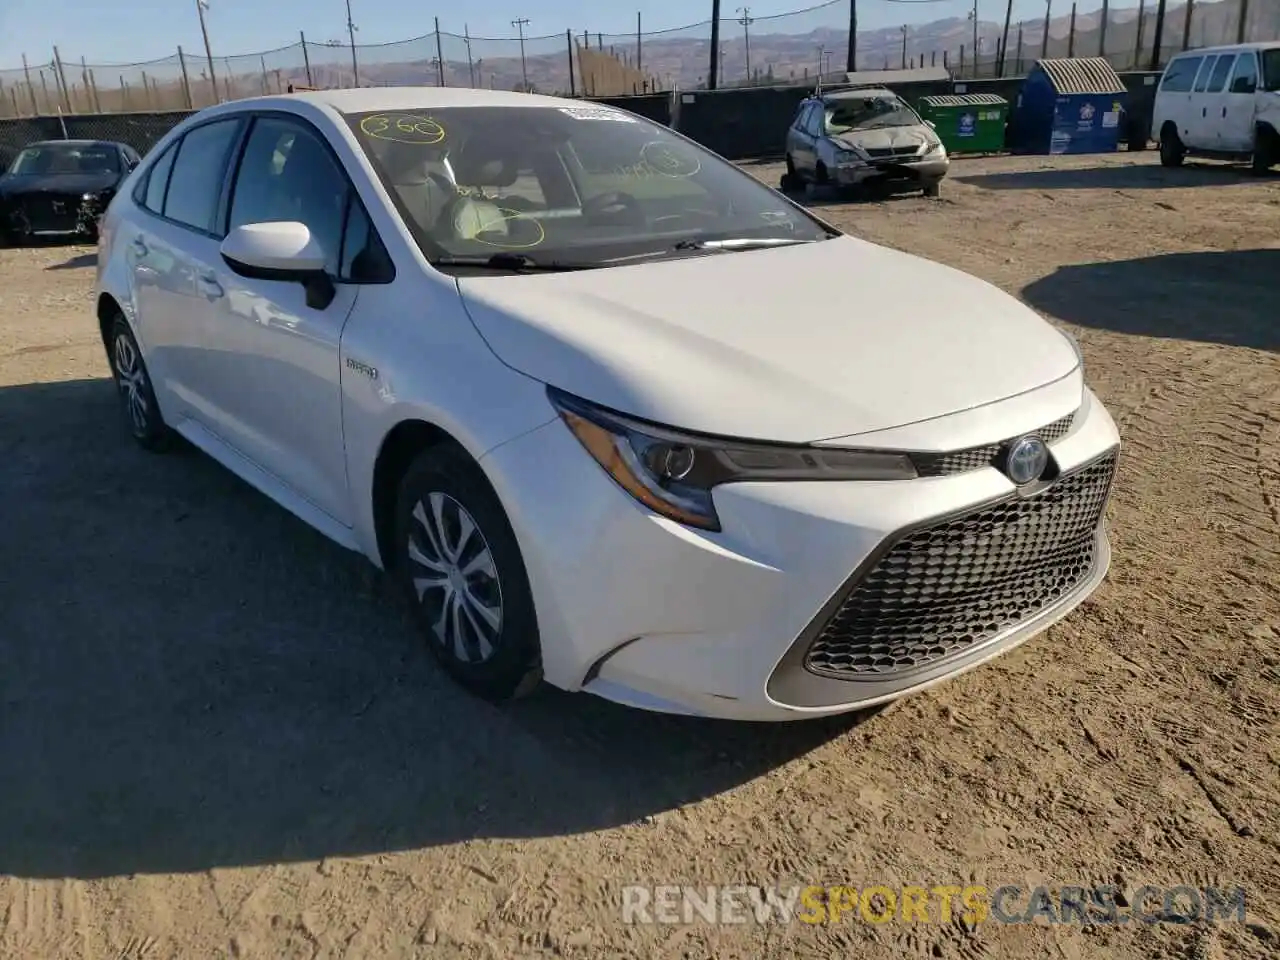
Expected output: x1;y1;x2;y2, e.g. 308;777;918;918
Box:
1005;435;1049;485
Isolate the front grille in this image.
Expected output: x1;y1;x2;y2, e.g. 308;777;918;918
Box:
912;412;1076;478
15;194;81;233
805;451;1117;680
863;147;919;159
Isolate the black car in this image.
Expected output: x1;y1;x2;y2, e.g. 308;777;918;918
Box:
0;139;141;245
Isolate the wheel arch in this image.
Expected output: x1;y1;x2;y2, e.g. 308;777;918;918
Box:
97;292;124;351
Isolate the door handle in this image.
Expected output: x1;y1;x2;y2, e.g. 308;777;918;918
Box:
1222;107;1227;117
197;273;224;300
131;238;148;257
1202;107;1207;118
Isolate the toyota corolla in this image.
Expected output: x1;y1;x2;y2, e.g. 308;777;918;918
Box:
94;88;1120;721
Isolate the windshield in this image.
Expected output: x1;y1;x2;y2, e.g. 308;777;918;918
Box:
345;105;833;267
1262;48;1280;92
7;143;119;176
824;96;919;133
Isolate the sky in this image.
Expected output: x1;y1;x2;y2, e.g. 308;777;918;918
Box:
0;0;1147;72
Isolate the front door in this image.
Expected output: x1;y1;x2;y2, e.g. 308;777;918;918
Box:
206;114;360;525
1221;52;1261;153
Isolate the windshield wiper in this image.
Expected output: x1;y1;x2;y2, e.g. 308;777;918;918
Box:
431;252;598;272
672;237;819;251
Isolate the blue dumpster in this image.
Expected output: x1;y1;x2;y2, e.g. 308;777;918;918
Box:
1007;57;1127;155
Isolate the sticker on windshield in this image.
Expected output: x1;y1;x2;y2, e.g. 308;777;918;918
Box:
639;141;701;178
761;211;797;231
558;106;638;122
359;114;446;145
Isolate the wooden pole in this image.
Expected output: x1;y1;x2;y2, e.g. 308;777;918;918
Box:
178;46;194;108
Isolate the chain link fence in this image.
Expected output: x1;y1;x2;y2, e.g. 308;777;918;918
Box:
0;0;1275;116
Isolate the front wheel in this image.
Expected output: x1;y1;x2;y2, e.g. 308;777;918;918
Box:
107;315;172;451
1251;126;1277;175
393;445;542;702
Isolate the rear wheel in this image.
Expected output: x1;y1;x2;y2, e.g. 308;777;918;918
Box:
780;155;800;193
107;315;172;452
392;445;542;702
1159;125;1185;168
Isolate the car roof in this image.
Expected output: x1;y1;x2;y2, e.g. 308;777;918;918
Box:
1169;41;1280;57
208;86;588;117
805;87;896;104
23;139;123;149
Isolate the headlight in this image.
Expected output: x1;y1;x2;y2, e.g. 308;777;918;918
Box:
833;149;863;165
548;387;917;532
921;139;945;156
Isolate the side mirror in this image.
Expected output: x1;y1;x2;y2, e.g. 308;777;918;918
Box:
220;221;336;310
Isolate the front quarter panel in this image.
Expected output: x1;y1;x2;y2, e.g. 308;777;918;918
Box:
339;270;557;567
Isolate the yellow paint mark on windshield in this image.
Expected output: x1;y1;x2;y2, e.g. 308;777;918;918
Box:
359;114;446;145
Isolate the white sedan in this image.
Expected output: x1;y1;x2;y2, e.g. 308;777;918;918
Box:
94;87;1120;721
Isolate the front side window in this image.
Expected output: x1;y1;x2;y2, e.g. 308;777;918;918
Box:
7;143;119;176
1161;56;1202;93
163;118;242;233
1228;53;1259;94
228;116;350;274
347;105;833;268
824;95;919;134
1207;55;1236;93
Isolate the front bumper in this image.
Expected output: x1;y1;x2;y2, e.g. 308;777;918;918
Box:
833;155;950;188
479;386;1120;722
2;193;106;238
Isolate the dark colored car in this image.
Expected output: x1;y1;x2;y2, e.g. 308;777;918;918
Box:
0;139;141;245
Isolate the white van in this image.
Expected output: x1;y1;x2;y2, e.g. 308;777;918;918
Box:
1151;41;1280;173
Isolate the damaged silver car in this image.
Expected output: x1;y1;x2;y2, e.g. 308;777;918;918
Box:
782;87;949;198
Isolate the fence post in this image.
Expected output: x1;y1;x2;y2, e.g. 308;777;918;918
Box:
1150;0;1167;71
567;30;576;96
300;32;314;87
79;56;97;112
464;25;475;86
260;55;269;94
636;11;642;72
1180;0;1195;51
959;44;965;76
10;87;20;118
22;54;39;115
120;76;129;111
142;70;153;109
1134;0;1145;69
434;18;446;86
1099;0;1109;58
40;71;51;114
1067;3;1077;57
1016;24;1024;73
53;46;72;113
1236;0;1248;45
178;46;194;108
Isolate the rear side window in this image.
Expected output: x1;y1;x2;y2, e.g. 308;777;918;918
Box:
1161;56;1202;93
139;142;177;213
162;118;242;234
1207;55;1235;93
1193;56;1219;92
1228;53;1259;94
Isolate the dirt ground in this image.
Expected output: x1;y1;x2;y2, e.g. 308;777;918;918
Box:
1;150;1277;960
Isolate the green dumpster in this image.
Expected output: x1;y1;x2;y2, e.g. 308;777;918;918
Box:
917;94;1009;155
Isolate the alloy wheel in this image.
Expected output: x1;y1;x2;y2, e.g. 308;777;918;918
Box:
407;491;504;664
113;332;150;436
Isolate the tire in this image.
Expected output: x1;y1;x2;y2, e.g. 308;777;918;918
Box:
392;444;542;702
815;161;829;185
1159;126;1185;168
780;155;800;193
1251;126;1277;175
923;181;942;198
107;315;172;452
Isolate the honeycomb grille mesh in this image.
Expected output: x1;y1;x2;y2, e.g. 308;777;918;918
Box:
911;413;1076;478
805;452;1117;680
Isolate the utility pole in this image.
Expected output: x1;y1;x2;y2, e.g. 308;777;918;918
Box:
1181;0;1194;51
1150;0;1167;70
1042;0;1052;59
999;0;1013;76
345;0;359;85
846;0;858;72
709;0;722;89
195;0;219;103
512;17;530;91
463;26;475;86
900;25;908;69
738;7;754;84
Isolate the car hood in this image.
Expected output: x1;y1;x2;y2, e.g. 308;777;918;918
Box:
833;126;932;153
0;171;119;197
456;234;1080;443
